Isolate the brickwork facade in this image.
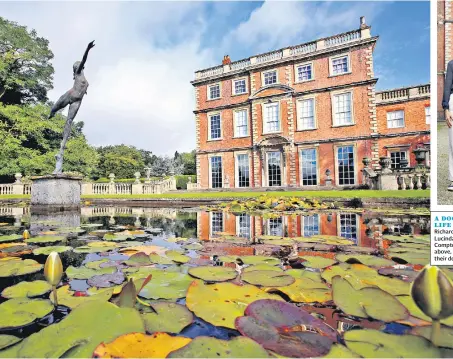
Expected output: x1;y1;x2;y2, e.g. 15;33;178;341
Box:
192;18;430;189
439;0;453;121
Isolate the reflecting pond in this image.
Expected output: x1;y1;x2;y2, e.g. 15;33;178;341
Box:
0;205;437;358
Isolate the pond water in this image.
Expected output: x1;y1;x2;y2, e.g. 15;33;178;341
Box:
0;204;435;358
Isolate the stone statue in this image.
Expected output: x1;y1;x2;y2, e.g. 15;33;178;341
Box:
48;40;95;174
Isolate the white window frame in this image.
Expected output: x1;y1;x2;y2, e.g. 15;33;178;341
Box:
234;151;251;188
387;148;410;168
208;153;224;189
302;214;321;237
331;90;354;127
265;216;286;237
387;110;405;129
299;146;319;186
262;102;281;134
236;213;251;239
265;150;285;187
296;96;317;130
336;213;360;244
208;112;222;141
329;53;351;76
334;143;357;186
233;108;249;138
261;69;278;87
209;211;225;239
207;82;221;100
295;61;314;83
425;106;431;125
232;77;248;96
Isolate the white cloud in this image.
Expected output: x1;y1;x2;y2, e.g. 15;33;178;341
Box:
0;1;387;155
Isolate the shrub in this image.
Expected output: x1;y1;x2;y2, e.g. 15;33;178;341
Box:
175;175;196;190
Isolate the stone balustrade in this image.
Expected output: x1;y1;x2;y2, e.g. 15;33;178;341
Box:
362;151;430;191
194;28;366;80
376;84;430;105
0;173;177;196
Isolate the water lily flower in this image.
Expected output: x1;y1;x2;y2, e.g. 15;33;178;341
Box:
22;230;30;239
44;252;63;286
411;265;453;320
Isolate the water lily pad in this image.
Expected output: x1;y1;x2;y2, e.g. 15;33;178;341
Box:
124;252;151;266
336;254;395;267
0;298;54;329
87;271;125;288
103;233;130;242
0;301;145;358
168;336;271;358
85;259;110;269
66;265;116;280
81;223;103;228
265;277;331;303
142;302;193;334
244;264;283;273
411;325;453;348
93;332;191;358
52;285;113;309
25;235;66;244
0;335;21;350
166;237;188;242
286;269;324;282
388;250;430;266
0;235;22;243
344;329;440;358
1;280;51;299
332;276;408;322
186;280;283;329
322;263;409;296
188;266;237;282
0;259;43;278
378;267;419;282
131;268;193;300
165;250;190;264
73;243;118;253
184;243;203;250
297;235;354;245
240;256;280;266
383;235;429;244
242;270;295;287
32;246;72;255
149;253;174;265
300;256;337;269
235;299;337;358
396;295;453;326
120;245;166;256
323;344;359;358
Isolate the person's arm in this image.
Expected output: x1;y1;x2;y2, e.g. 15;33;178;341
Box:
77;41;95;74
443;61;453;110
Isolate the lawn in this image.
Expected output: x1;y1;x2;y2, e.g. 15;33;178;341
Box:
0;190;430;201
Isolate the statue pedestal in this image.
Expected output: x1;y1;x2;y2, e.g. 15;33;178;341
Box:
31;174;82;211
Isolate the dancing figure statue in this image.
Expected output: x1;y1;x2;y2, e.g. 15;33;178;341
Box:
49;40;95;174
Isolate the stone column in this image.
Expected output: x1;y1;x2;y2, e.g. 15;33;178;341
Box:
81;182;93;195
108;173;115;194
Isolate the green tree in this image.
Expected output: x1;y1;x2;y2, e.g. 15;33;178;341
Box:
96;145;145;179
180;150;196;175
0;103;98;180
0;17;54;105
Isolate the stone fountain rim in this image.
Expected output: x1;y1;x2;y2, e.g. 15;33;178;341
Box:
30;174;83;181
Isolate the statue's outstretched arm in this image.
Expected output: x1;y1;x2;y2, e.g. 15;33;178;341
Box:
77;40;95;74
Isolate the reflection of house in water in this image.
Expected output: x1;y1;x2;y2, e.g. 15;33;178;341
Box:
197;211;429;248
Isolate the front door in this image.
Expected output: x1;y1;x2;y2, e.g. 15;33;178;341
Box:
267;151;282;186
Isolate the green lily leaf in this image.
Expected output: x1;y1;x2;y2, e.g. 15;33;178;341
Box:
1;280;51;299
141;302;193;334
241;270;295;287
32;246;72;255
0;298;54;330
0;259;43;278
65;265;116;280
300;256;337;269
188;266;237;282
0;335;21;351
336;254;395;267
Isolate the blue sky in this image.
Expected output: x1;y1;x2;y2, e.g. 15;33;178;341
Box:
1;1;430;154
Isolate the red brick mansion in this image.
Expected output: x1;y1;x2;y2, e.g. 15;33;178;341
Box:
191;17;430;190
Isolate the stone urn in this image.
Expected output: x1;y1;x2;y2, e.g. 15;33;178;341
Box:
413;147;429;168
14;173;22;184
379;156;392;174
134;172;141;184
362;157;371;168
109;173;115;184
